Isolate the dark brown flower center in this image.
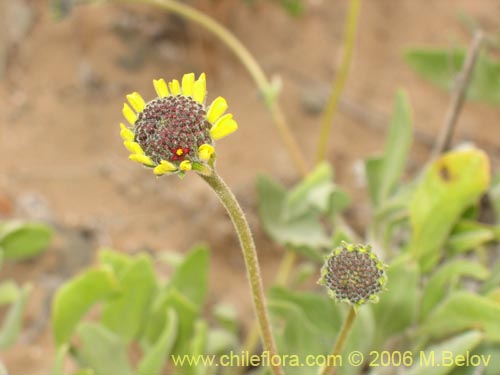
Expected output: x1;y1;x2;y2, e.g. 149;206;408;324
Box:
134;96;212;165
324;247;384;304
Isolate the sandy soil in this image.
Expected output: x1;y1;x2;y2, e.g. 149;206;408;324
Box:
1;0;499;373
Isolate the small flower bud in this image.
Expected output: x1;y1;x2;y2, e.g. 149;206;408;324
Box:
318;242;387;306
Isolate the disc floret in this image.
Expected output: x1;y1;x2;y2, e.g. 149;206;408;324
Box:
318;242;387;307
119;73;238;177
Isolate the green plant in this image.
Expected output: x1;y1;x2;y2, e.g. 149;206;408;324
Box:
52;246;240;375
0;220;52;351
36;1;500;375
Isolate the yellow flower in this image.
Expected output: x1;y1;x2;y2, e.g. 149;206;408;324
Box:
119;73;238;176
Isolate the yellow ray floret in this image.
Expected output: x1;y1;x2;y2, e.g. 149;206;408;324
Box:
129;154;154;166
210;114;238;140
122;103;137;125
181;73;195;97
154;160;177;175
126;92;146;113
198;144;214;161
123;141;144;155
169;79;181;96
153;79;169;98
192;73;206;104
207;96;228;123
179;160;192;171
120;123;134;141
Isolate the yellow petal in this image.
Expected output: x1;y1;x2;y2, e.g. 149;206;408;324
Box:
179;160;192;171
120;123;134;141
123;141;144;154
122;103;137;125
181;73;195;97
198;143;214;161
168;79;181;96
207;96;228;123
126;92;146;112
192;73;206;104
153;78;169;98
154;160;177;175
129;154;154;166
210;114;238;140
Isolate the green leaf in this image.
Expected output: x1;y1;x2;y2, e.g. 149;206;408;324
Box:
406;330;483;375
268;287;342;375
187;320;208;375
77;323;134;375
481;260;500;294
284;162;333;219
0;280;20;305
409;149;490;271
137;309;178;375
144;288;198;355
379;90;413;205
365;156;384;206
101;254;157;342
421;259;490;320
169;245;209;308
98;248;132;276
422;291;500;342
52;267;119;346
447;220;497;253
0;284;31;348
0;362;7;375
371;254;419;348
52;344;69;375
405;48;500;104
257;175;330;261
0;221;52;261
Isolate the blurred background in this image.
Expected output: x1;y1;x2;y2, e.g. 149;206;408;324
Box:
1;0;499;372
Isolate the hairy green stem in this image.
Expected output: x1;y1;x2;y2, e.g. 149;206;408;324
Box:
200;172;283;375
114;0;309;175
315;0;362;163
320;306;357;375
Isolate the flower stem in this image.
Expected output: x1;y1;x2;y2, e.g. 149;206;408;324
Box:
315;0;362;164
320;306;357;375
114;0;309;175
200;172;283;375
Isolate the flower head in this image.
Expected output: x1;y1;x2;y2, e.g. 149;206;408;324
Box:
119;73;238;177
318;242;387;307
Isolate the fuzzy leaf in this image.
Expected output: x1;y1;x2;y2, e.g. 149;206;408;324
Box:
371;254;419;347
169;245;209;308
52;267;119;346
101;254;157;342
77;323;134;375
406;331;483;375
405;48;500;104
0;221;52;260
257;175;330;261
409;149;490;271
137;309;178;375
421;259;490;320
422;291;500;342
0;284;31;348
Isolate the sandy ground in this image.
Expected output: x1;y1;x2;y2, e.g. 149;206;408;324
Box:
1;0;500;373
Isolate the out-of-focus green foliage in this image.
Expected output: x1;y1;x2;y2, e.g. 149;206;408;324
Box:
51;246;239;375
0;220;52;350
405;47;500;105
